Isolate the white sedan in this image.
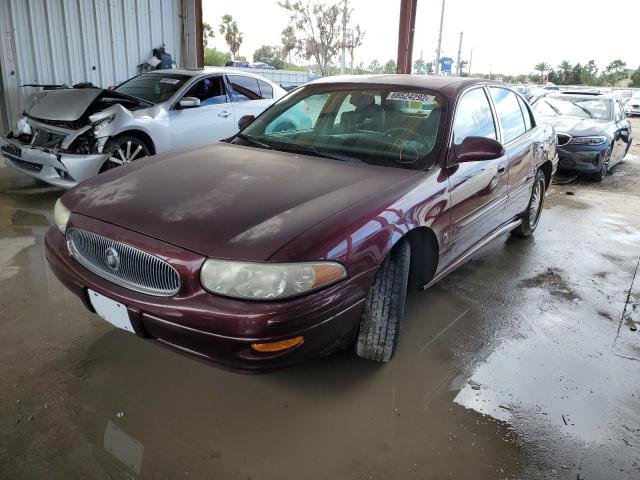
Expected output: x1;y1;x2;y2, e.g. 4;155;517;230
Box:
0;68;287;188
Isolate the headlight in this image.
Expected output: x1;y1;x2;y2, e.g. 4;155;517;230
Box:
569;135;607;146
200;259;347;300
53;198;71;233
92;114;115;136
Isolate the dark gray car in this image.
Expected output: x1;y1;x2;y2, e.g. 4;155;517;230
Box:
532;92;632;181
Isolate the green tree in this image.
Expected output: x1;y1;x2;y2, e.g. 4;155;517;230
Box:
383;59;396;74
557;60;572;84
579;60;599;85
279;1;344;76
568;63;582;85
601;59;627;86
219;14;243;59
534;62;550;84
368;60;383;74
203;47;231;66
281;25;297;65
345;25;365;74
253;45;285;69
202;22;215;48
630;67;640;88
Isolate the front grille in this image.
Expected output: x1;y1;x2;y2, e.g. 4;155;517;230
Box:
11;159;43;172
30;126;66;149
557;133;572;147
66;229;181;297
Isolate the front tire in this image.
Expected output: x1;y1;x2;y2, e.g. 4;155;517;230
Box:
590;147;611;182
100;135;151;173
355;240;411;362
512;169;546;237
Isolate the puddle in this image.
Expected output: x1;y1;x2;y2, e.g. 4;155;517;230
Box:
521;268;580;301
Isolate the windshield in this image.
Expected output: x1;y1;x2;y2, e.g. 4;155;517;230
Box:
234;86;445;170
533;96;611;120
114;72;191;104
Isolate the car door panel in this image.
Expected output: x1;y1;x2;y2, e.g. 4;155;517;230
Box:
503;132;536;220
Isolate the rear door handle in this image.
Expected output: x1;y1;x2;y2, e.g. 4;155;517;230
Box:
218;110;231;118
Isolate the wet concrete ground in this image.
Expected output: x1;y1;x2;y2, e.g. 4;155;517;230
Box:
1;121;639;480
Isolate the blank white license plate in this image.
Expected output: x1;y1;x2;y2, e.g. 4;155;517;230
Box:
88;289;135;334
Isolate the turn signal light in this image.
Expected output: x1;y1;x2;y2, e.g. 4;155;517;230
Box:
251;336;304;353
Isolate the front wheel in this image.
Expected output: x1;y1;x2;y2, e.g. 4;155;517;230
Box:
355;239;411;362
512;169;546;237
100;135;151;173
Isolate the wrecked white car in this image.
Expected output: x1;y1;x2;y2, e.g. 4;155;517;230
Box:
0;68;286;188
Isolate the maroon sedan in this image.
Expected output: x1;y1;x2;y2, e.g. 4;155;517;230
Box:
46;76;558;372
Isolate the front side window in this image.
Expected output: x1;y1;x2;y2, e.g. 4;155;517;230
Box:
234;87;445;170
490;87;527;143
183;76;228;106
228;75;262;102
115;72;191;104
453;88;497;145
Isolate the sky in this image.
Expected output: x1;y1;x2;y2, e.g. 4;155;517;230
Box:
203;0;640;76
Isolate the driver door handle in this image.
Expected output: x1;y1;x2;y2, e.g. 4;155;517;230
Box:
218;110;231;118
497;162;507;175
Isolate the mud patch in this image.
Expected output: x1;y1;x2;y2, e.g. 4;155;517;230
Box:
521;268;580;301
598;310;613;321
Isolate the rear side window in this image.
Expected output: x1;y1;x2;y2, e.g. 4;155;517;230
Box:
490;87;526;143
228;75;262;102
517;96;533;130
453;88;497;145
258;80;273;99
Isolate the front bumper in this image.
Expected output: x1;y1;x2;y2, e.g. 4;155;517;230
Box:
44;217;372;372
1;134;107;188
556;142;610;174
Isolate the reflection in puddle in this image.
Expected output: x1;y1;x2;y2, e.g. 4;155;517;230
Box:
104;420;144;474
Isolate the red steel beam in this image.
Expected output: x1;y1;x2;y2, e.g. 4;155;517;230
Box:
396;0;418;74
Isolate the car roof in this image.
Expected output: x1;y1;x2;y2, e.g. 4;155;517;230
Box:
160;67;267;78
309;74;502;97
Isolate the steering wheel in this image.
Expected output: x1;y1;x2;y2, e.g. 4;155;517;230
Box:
383;127;430;165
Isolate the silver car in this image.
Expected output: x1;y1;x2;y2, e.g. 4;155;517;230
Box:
0;68;287;188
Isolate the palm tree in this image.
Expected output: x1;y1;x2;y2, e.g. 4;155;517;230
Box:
202;22;215;48
535;62;550;84
557;60;572;84
219;15;243;60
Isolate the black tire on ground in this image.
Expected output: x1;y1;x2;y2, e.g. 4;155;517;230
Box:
355;239;411;362
512;169;546;238
100;135;151;173
590;147;612;182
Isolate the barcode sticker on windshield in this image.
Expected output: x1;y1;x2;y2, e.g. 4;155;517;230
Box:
159;78;180;84
386;92;433;102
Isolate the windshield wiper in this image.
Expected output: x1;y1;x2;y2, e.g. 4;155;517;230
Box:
543;100;562;116
274;143;362;163
572;102;595;119
235;133;272;150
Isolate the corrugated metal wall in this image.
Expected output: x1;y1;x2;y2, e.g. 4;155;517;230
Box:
0;0;189;133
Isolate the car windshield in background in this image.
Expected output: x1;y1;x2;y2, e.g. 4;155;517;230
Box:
236;87;445;170
114;73;191;104
533;96;611;120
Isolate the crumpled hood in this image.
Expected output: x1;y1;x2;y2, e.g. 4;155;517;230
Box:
538;115;608;137
63;143;417;261
24;88;104;121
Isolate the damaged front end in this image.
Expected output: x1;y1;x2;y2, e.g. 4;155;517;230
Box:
1;88;149;188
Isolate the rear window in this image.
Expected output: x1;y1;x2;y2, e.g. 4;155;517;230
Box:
228;75;262;101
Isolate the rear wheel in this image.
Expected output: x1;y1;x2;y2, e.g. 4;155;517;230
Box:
355;239;411;362
512;169;546;237
100;135;151;173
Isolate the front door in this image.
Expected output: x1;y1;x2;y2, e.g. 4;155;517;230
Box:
169;75;235;150
445;86;509;263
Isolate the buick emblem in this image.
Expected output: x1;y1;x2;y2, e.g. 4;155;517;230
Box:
105;247;121;271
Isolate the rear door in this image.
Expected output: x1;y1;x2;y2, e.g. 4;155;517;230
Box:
488;87;538;221
226;74;275;125
613;99;631;162
169;75;235;150
445;86;509;261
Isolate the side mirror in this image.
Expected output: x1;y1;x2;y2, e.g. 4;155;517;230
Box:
454;136;505;163
179;97;200;108
620;129;630;143
238;114;255;130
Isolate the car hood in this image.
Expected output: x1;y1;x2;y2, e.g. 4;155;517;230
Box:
63;143;418;261
24;88;104;121
538;115;609;136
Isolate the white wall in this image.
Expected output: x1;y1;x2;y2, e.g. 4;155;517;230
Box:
0;0;194;132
